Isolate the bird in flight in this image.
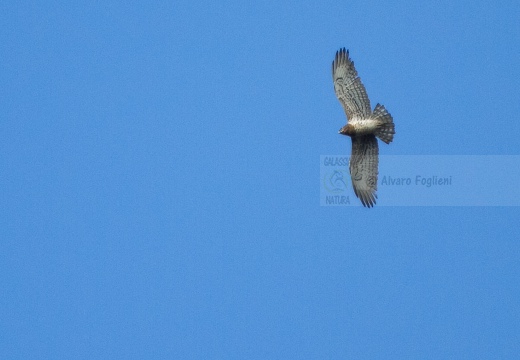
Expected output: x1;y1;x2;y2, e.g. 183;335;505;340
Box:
332;48;395;207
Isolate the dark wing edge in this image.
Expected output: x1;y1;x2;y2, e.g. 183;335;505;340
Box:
349;135;379;207
332;48;371;121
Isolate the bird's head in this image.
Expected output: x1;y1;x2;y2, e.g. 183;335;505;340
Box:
338;124;353;136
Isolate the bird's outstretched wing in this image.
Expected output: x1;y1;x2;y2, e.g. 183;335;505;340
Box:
350;135;379;207
332;48;371;121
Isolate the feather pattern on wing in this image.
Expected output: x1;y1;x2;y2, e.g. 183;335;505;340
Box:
350;135;379;207
332;48;371;121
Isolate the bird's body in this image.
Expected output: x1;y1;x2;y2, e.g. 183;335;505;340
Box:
339;119;380;137
332;48;395;207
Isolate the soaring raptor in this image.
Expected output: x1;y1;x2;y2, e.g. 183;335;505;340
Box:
332;48;395;207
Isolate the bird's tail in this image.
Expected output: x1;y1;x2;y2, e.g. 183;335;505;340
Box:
372;104;395;144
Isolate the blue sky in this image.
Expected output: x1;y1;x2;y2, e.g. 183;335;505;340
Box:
1;0;520;358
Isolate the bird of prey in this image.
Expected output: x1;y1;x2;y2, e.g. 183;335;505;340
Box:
332;48;395;207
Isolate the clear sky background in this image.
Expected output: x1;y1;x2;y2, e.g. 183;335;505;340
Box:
1;0;520;358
